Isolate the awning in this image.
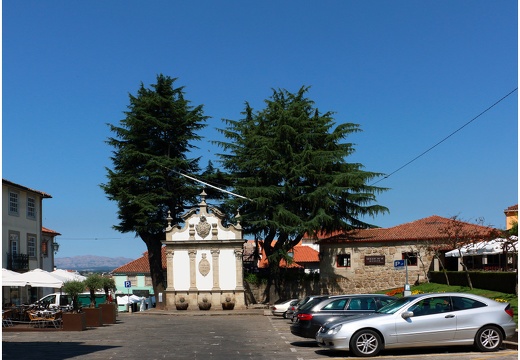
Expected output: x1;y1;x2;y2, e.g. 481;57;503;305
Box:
445;236;518;258
2;268;27;287
15;268;63;288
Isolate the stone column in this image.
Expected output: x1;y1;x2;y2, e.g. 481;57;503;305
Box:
189;249;197;291
234;248;244;291
211;249;221;291
166;248;175;290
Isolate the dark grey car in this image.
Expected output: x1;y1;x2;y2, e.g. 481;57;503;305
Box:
286;295;323;322
290;294;395;339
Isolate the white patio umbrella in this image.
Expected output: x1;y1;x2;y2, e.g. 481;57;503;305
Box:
51;269;86;282
16;268;63;288
2;268;27;287
445;237;518;257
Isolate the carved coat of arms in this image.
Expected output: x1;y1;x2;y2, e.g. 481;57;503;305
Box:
198;253;211;277
195;216;211;239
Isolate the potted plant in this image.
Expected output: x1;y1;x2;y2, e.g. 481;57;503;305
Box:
62;280;86;331
99;276;117;324
175;296;189;310
198;296;211;310
83;274;104;327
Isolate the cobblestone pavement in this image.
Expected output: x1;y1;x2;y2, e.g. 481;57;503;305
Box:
2;310;518;360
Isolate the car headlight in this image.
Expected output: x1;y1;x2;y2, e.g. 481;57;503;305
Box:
327;324;342;335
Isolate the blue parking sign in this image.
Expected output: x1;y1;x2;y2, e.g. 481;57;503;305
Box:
124;280;132;288
394;260;405;268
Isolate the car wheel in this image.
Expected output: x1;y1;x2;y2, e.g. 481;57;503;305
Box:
474;325;502;352
350;329;382;357
283;311;287;319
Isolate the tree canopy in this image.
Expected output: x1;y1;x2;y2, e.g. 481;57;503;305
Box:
215;87;389;294
101;74;208;307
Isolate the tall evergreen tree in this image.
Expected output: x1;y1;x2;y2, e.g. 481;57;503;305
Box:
101;74;207;308
215;87;389;299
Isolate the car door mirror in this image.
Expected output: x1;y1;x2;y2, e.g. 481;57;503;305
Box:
401;311;414;319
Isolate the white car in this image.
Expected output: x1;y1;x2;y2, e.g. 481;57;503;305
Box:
271;298;299;317
316;293;516;357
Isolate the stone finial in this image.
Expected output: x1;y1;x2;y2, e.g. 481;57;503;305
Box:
199;190;208;215
166;210;173;231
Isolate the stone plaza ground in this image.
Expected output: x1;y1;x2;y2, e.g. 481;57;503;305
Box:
2;309;518;360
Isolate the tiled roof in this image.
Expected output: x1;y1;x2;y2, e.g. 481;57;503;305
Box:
42;227;61;236
505;204;518;212
112;247;167;274
319;215;497;244
257;243;319;269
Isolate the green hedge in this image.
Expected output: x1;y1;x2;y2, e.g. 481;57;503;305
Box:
430;271;517;294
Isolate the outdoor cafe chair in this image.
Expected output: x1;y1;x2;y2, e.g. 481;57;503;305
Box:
48;311;63;329
28;312;49;328
2;310;13;327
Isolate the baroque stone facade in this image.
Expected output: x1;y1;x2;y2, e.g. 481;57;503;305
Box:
162;191;245;310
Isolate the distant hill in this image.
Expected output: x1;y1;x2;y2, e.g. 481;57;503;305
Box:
55;255;134;272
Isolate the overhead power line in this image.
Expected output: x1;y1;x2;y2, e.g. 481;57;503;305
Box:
372;87;518;186
170;169;253;201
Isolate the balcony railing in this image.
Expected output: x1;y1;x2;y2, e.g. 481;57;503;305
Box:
6;253;29;271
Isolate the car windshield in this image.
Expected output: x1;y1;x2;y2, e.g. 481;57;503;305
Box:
376;297;414;314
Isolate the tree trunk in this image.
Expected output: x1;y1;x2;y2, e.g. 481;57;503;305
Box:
460;261;473;290
435;253;450;286
141;233;166;310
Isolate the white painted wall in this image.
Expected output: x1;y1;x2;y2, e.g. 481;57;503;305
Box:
219;249;236;290
173;250;190;290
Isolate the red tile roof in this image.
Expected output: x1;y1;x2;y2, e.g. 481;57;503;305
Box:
257;244;319;269
318;215;497;244
505;204;518;212
112;247;167;274
42;227;61;236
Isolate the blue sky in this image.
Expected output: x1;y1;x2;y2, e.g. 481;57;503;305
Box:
3;1;518;260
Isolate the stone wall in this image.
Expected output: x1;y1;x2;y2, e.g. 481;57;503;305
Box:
319;241;434;294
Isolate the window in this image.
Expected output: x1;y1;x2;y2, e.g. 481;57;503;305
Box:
407;296;451;316
27;197;36;219
451;296;486;311
145;276;153;286
337;254;351;267
27;235;37;258
323;298;348;310
9;191;19;216
402;252;418;266
128;275;137;286
9;232;19;255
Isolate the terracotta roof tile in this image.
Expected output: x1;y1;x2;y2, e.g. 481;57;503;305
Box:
257;243;319;269
319;215;497;244
42;227;61;236
112;247;167;274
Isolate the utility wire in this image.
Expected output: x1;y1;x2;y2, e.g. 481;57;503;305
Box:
170;169;253;201
372;88;517;186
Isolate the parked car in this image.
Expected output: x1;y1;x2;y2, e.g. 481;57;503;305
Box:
316;293;516;357
291;294;395;339
271;299;299;317
284;299;300;319
286;295;323;322
34;292;107;310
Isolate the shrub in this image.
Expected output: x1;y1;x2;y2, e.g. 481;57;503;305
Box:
84;274;104;307
63;280;86;312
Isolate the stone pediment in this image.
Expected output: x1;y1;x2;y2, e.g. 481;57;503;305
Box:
164;191;242;242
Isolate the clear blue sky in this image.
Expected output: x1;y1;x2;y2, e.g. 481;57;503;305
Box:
3;1;518;260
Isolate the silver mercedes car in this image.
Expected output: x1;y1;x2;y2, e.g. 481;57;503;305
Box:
316;292;516;357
